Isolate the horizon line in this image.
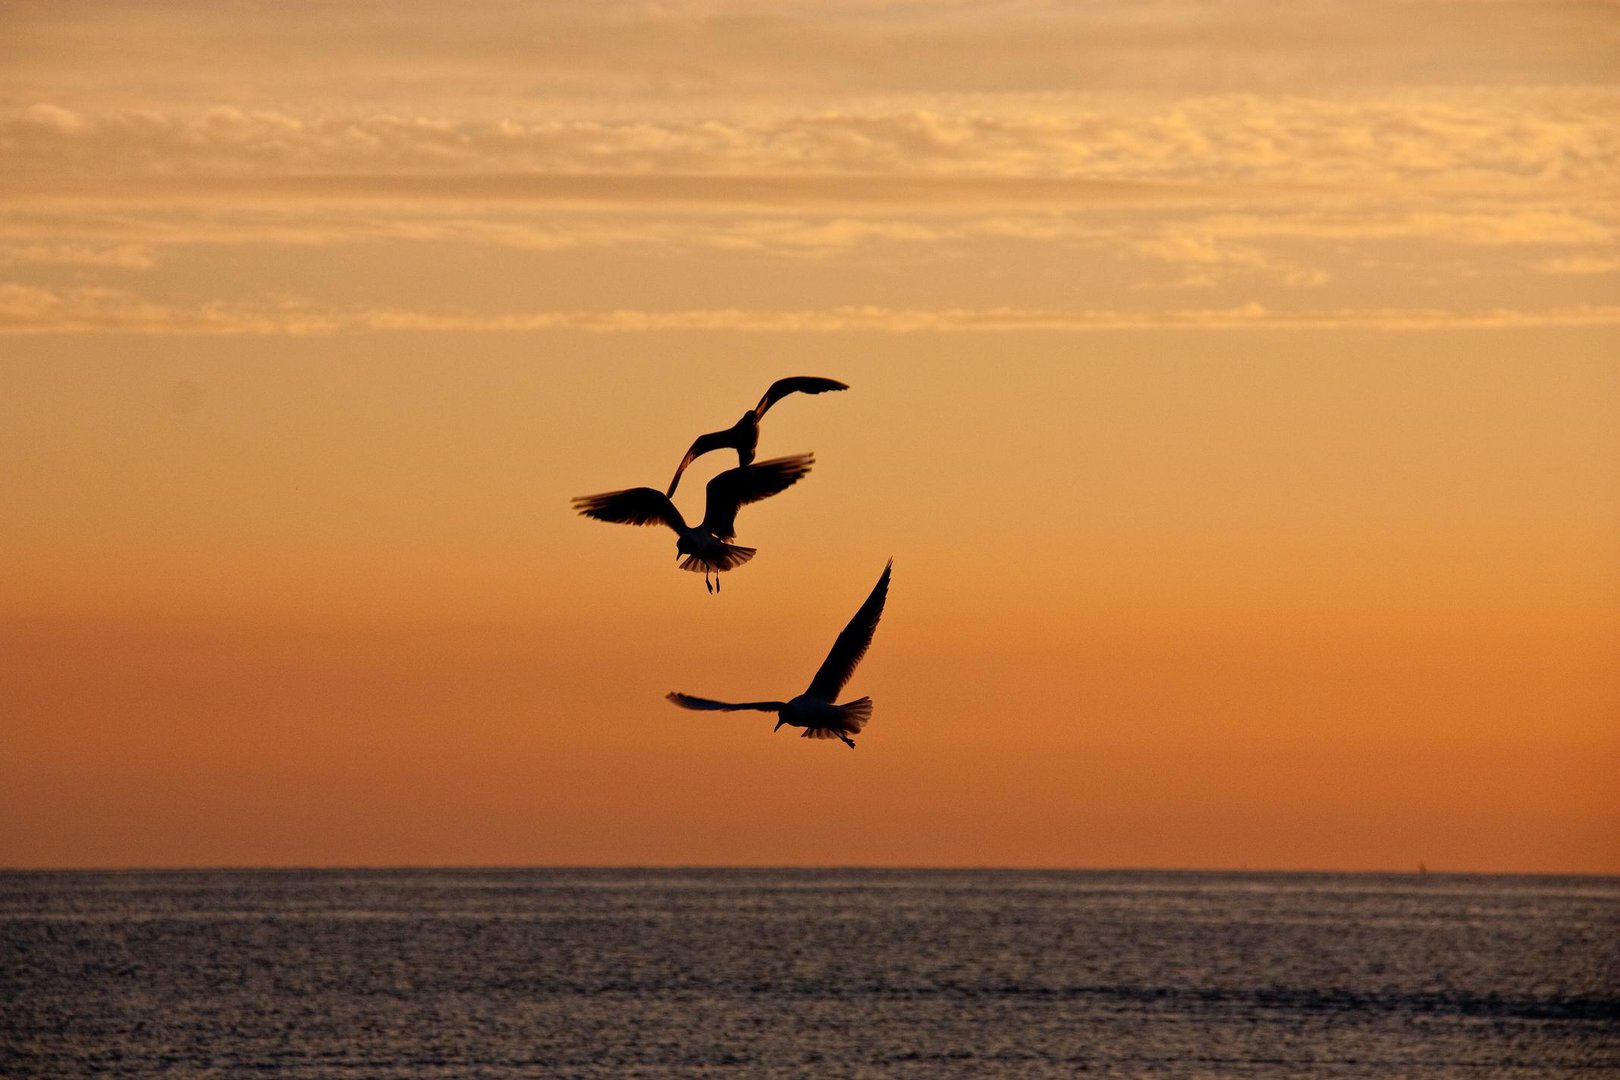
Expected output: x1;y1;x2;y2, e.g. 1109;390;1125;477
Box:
4;863;1615;879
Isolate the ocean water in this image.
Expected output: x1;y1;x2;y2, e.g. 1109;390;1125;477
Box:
2;869;1615;1078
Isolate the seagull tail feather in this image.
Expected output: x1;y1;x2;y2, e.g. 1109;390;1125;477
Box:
800;697;872;739
678;543;756;574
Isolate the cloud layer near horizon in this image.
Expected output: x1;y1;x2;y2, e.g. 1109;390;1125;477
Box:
1;1;1616;333
6;282;1619;336
7;0;1616;106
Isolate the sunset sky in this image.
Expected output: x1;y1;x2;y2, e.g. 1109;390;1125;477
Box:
2;0;1616;873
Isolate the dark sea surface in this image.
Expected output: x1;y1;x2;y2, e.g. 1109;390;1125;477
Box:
2;868;1616;1078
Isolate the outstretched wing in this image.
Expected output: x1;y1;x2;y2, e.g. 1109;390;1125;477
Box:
667;427;745;497
806;560;891;702
700;453;814;539
753;376;849;418
572;487;685;532
666;692;786;712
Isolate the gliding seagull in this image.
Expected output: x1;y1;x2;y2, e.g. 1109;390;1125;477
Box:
666;559;891;746
666;376;847;496
572;454;814;592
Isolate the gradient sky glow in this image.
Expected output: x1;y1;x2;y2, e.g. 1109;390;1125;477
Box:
2;0;1617;872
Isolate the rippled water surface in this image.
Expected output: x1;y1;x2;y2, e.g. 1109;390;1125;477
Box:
3;868;1616;1078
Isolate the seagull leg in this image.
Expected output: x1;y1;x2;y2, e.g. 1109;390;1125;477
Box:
715;573;721;593
705;570;713;594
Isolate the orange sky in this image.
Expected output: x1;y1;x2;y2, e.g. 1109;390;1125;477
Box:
2;1;1616;872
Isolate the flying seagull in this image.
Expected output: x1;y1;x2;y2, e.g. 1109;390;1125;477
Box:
666;376;847;497
572;454;814;592
667;559;891;747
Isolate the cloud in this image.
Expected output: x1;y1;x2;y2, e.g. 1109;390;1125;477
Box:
7;0;1616;106
0;284;337;335
0;204;974;261
1127;230;1332;288
0;90;1609;314
0;188;1604;308
4;90;1615;195
1119;206;1619;285
0;243;156;269
5;283;1617;336
1533;255;1620;276
1184;209;1619;247
19;103;90;135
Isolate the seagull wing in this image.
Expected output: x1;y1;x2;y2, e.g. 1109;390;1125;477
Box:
700;453;814;540
753;376;849;418
571;487;686;532
667;692;787;712
667;427;745;497
805;560;892;702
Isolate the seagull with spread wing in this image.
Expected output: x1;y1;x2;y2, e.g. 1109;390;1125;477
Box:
666;376;847;497
667;560;891;747
572;454;813;592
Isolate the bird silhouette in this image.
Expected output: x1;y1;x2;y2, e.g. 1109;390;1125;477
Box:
666;376;847;497
573;454;814;592
666;559;891;746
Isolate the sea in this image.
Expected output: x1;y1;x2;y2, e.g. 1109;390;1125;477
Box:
2;868;1615;1078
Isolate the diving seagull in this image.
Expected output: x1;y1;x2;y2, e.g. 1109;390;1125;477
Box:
572;454;814;592
666;376;848;497
667;559;891;747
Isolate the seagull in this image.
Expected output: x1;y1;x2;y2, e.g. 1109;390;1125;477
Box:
572;454;814;592
666;560;891;747
666;376;848;497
